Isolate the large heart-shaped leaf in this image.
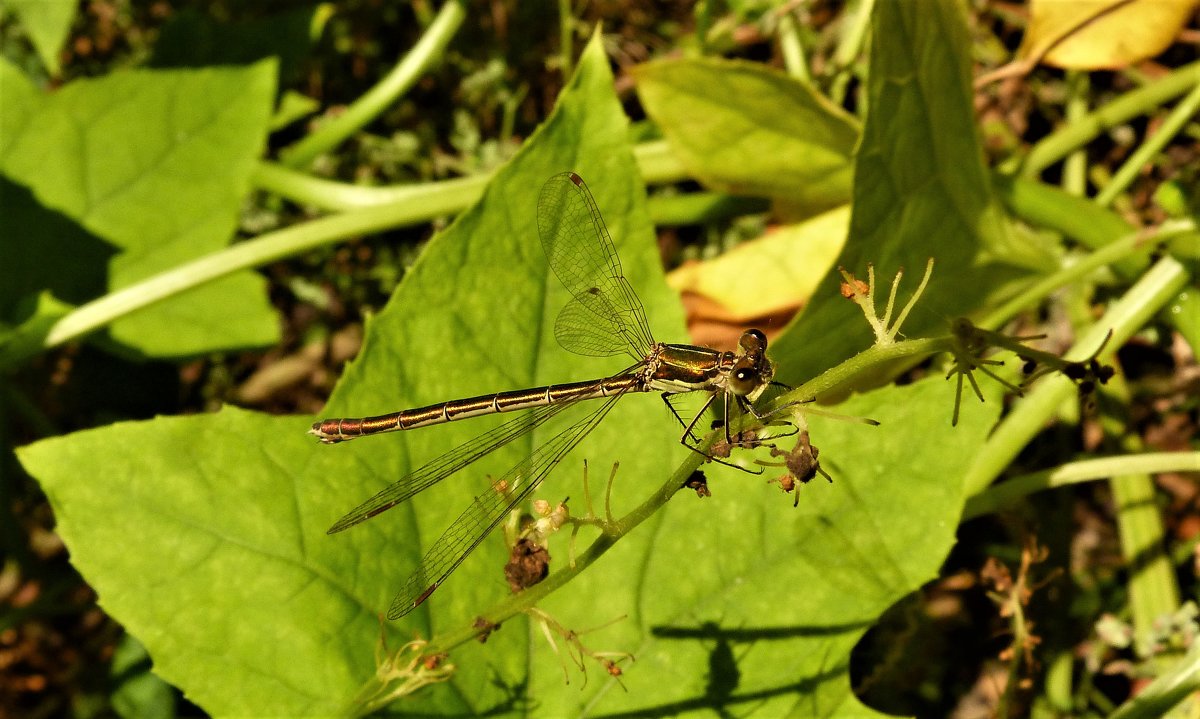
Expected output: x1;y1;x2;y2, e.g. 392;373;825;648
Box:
17;32;676;716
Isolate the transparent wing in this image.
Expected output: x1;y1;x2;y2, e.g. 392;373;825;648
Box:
327;401;576;534
389;390;629;619
553;298;630;357
537;172;656;361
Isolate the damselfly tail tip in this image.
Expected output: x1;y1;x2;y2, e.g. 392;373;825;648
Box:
309;421;343;444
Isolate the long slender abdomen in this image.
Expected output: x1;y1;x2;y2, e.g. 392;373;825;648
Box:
309;375;642;443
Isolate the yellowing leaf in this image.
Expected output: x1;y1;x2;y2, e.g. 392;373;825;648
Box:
667;205;849;348
1021;0;1200;70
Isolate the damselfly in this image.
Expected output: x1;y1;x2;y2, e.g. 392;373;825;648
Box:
312;173;776;618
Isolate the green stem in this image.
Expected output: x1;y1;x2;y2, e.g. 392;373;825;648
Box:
5;141;693;371
22;199;470;365
260;155;746;227
1103;373;1180;661
776;11;809;82
422;452;695;656
828;0;873;108
1094;79;1200;207
962;256;1192;499
979;219;1196;329
264;141;693;218
647;192;770;226
1012;59;1200;178
558;0;573;79
997;176;1200;353
1062;71;1089;196
279;1;467;168
769;336;951;408
997;174;1139;256
253;161;488;212
963;452;1200;519
694;0;711;55
257;140;688;213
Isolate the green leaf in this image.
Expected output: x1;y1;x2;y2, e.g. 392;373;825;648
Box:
0;57;39;139
770;0;1045;385
635;58;859;217
17;32;675;716
16;27;1003;718
0;61;279;357
4;0;75;76
19;409;365;715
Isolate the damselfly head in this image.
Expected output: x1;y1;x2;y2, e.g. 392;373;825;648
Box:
739;329;767;354
727;329;774;397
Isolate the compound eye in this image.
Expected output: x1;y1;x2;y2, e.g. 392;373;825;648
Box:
739;329;767;354
729;364;759;395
